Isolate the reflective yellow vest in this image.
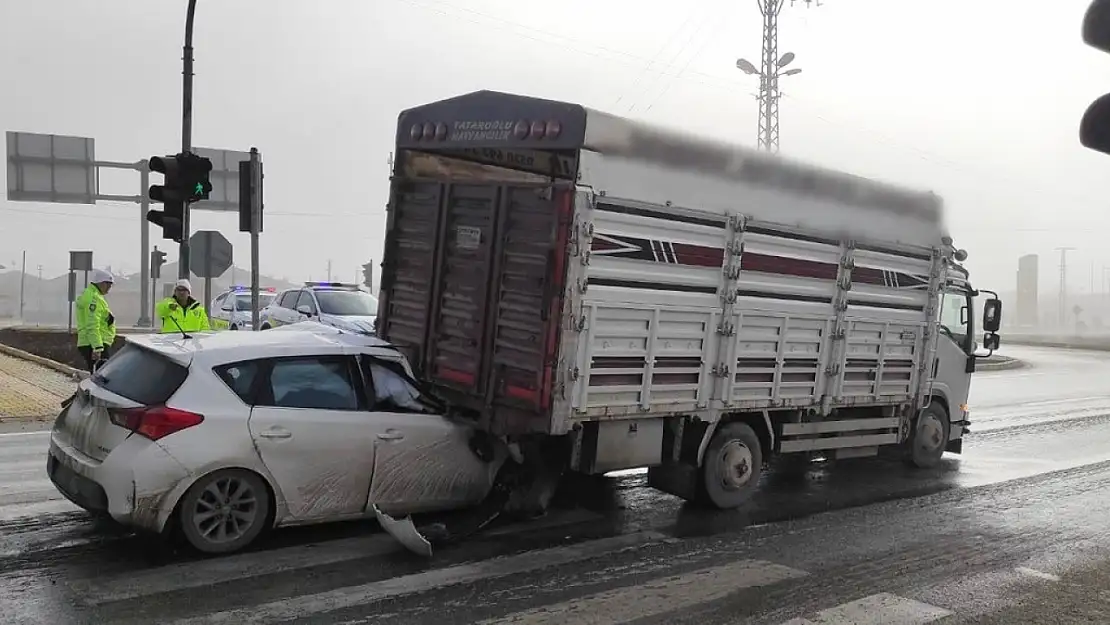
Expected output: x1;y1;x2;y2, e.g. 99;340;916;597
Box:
156;297;211;333
75;285;117;349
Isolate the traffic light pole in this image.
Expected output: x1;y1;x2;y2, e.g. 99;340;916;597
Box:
178;0;198;279
138;161;152;326
249;147;262;330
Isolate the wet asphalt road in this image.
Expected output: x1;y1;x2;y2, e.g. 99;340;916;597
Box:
3;344;1110;623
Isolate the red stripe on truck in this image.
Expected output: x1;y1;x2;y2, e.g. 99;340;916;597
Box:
589;234;927;288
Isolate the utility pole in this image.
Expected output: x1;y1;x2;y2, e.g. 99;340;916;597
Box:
744;0;820;153
327;259;332;282
1057;246;1076;329
178;0;198;279
18;251;26;320
36;265;43;312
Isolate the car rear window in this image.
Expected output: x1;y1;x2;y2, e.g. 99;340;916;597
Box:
91;343;189;405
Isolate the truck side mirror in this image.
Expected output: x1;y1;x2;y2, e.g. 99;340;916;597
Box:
982;332;1000;352
982;298;1002;333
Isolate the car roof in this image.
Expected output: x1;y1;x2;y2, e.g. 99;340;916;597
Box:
127;322;398;365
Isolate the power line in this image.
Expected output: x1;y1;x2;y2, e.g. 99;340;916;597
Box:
642;8;737;113
613;7;703;110
628;8;726;113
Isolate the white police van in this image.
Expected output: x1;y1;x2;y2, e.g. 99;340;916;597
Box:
258;282;378;335
210;286;278;330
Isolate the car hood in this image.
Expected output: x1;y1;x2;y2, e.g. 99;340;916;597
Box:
320;314;377;334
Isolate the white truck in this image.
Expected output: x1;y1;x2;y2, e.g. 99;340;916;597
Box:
376;90;1003;509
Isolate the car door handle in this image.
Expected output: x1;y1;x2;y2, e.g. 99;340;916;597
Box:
377;430;404;441
259;429;292;439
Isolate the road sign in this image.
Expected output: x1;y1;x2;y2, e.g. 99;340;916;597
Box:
69;250;93;272
6;132;97;204
189;230;233;278
193;147;251;212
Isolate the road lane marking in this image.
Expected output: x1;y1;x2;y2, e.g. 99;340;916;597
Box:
161;531;667;625
1015;567;1061;582
0;430;50;438
478;559;808;625
778;593;952;625
73;508;605;605
73;533;402;605
0;497;77;521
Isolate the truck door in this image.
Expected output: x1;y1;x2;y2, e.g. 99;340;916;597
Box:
378;178;574;433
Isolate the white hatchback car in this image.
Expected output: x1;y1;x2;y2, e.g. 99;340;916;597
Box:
47;323;506;554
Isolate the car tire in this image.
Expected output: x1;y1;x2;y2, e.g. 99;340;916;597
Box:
177;469;271;554
259;323;271;330
698;422;763;509
229;324;238;331
904;401;950;469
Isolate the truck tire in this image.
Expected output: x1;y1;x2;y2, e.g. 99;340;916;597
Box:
905;401;950;469
699;422;763;509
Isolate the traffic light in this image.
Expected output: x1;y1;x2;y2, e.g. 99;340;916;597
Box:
1081;0;1110;155
238;156;263;233
145;152;213;242
362;262;374;289
150;247;167;280
183;152;213;202
147;155;186;242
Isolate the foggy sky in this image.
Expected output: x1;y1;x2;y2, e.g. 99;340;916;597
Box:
1;0;1107;294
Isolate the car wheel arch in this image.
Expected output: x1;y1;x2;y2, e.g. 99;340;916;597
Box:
158;464;284;534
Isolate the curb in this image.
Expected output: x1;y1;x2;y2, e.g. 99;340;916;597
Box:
977;357;1026;372
0;343;87;380
1005;338;1110;352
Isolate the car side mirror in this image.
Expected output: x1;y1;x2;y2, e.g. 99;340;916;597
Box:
982;332;1000;352
982;298;1002;333
296;304;314;316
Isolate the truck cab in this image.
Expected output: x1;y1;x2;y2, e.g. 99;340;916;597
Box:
935;261;1003;451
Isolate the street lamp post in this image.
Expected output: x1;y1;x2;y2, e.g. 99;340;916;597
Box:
736;51;802;153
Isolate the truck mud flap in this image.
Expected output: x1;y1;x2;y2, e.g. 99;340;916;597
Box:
373;505;434;558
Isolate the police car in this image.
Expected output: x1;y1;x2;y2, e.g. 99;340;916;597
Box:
258;282;378;334
210;286;278;330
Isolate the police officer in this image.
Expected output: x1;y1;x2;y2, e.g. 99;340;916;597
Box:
156;279;211;333
75;269;117;373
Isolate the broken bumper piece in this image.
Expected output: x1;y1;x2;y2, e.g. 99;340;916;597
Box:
373;505;433;557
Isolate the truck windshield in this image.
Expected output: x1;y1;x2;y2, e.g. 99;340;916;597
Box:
939;290;971;349
315;290;378;316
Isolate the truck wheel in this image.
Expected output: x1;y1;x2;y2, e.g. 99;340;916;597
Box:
905;401;950;469
699;422;763;509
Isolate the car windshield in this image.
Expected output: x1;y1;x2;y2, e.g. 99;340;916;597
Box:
314;290;378;316
233;293;274;311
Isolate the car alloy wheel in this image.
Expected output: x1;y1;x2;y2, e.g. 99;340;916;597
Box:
179;469;271;554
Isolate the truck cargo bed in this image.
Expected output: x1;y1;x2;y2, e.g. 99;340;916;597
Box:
561;195;937;429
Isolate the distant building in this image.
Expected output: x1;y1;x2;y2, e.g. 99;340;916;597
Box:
1016;254;1038;327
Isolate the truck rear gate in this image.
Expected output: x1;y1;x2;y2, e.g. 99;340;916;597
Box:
378;175;574;434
